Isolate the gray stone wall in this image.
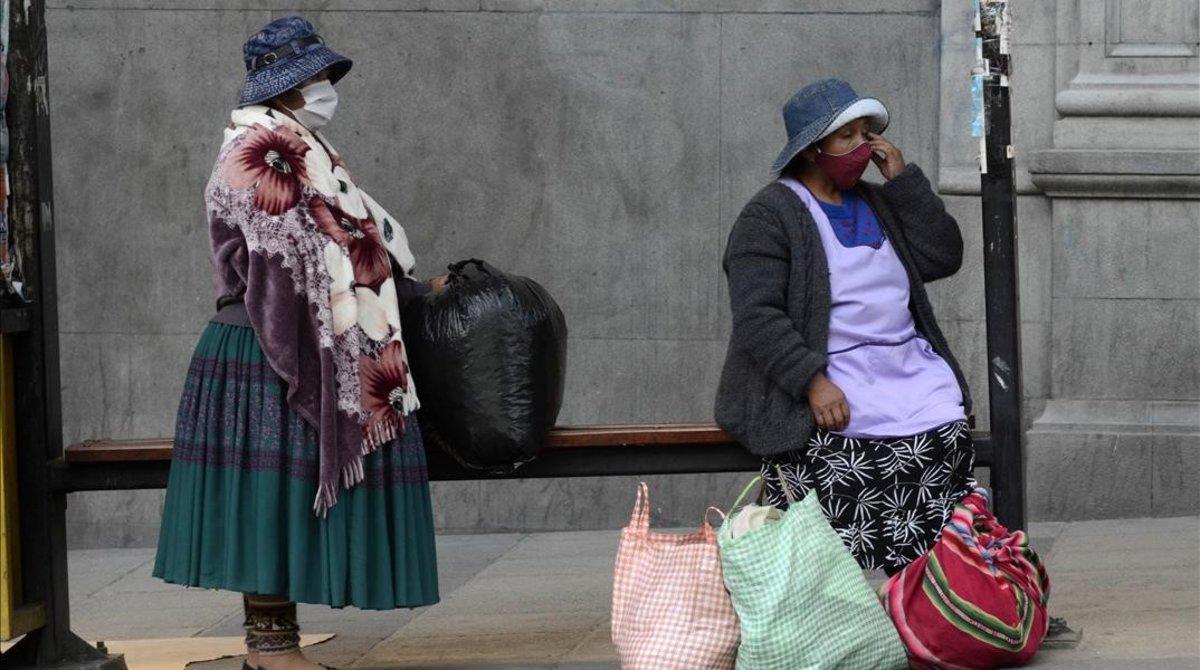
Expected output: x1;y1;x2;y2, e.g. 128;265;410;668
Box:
1022;0;1200;520
939;0;1200;521
50;0;1197;547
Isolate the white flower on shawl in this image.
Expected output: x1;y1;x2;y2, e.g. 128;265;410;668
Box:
360;190;416;274
332;165;369;220
325;242;358;336
303;135;340;199
356;278;401;342
224;108;260;148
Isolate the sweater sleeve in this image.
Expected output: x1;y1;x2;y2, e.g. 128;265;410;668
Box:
393;275;432;312
387;249;432;312
879;163;964;282
724;203;827;400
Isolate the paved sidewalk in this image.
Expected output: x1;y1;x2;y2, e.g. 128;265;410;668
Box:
67;516;1200;669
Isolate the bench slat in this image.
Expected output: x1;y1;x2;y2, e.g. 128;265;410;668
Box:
55;426;992;494
64;425;738;464
65;438;174;463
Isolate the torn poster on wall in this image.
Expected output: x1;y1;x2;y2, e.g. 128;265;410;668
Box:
0;0;22;301
972;37;988;174
973;0;1012;175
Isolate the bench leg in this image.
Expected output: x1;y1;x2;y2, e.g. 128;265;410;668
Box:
0;632;124;670
0;490;126;670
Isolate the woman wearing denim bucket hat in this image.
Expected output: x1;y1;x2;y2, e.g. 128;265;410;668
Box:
715;78;976;574
153;16;445;669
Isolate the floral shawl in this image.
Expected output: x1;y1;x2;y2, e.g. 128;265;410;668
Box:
207;105;421;515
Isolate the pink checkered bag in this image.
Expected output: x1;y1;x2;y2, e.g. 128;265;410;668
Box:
611;483;739;669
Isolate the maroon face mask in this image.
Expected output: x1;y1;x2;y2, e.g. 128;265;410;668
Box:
814;141;873;191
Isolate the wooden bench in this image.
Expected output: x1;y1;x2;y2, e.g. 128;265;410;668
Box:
51;423;993;493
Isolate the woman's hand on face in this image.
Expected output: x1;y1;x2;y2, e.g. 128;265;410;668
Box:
429;274;450;294
866;131;905;181
807;372;851;432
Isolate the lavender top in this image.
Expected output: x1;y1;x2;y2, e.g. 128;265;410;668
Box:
780;177;965;438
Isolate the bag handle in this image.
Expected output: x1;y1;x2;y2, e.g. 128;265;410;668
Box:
729;466;799;514
703;506;726;527
774;464;799;505
445;258;491;289
447;258;492;277
628;482;651;532
728;476;762;514
701;506;725;540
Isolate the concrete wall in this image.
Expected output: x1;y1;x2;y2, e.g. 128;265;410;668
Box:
939;0;1200;522
1021;0;1200;520
49;0;1197;547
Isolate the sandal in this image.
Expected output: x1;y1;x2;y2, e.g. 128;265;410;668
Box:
1042;616;1083;649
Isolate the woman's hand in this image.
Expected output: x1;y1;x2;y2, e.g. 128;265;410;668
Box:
429;274;450;294
807;372;851;432
866;131;905;181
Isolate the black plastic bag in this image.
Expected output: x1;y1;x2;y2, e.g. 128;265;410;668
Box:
402;259;568;473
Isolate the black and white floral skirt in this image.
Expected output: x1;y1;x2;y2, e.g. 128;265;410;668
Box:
760;419;975;574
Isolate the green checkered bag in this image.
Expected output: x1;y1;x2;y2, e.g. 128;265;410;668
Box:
717;472;907;669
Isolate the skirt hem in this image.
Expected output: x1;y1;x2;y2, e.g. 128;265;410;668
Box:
151;566;441;612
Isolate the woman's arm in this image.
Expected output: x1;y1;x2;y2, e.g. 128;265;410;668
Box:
879;163;964;282
724;204;828;401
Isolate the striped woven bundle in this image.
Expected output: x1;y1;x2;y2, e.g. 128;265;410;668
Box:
881;488;1051;669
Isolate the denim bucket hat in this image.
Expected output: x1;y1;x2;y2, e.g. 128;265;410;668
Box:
239;16;352;107
770;78;889;174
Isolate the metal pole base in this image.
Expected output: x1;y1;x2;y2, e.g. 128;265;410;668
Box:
0;632;126;670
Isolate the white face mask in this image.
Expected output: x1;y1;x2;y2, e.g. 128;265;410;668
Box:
291;80;339;131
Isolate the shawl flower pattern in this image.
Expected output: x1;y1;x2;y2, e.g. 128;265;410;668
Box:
310;196;392;289
360;341;416;445
211;105;421;514
224;124;311;216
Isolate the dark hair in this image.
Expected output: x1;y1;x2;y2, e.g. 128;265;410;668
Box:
779;149;812;179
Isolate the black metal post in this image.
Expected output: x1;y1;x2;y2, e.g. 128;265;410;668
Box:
976;7;1081;647
976;0;1026;530
2;0;121;666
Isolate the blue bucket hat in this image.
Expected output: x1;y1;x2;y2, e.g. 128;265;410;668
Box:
770;78;889;174
239;16;353;108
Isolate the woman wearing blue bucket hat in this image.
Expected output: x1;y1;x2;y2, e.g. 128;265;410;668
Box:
716;78;976;574
153;16;444;669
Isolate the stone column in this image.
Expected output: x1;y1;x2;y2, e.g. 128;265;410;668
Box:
1026;0;1200;519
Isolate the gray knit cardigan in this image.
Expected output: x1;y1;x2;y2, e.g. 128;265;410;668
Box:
715;163;972;457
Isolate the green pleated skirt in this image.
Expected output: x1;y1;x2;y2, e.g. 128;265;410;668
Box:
153;322;440;610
